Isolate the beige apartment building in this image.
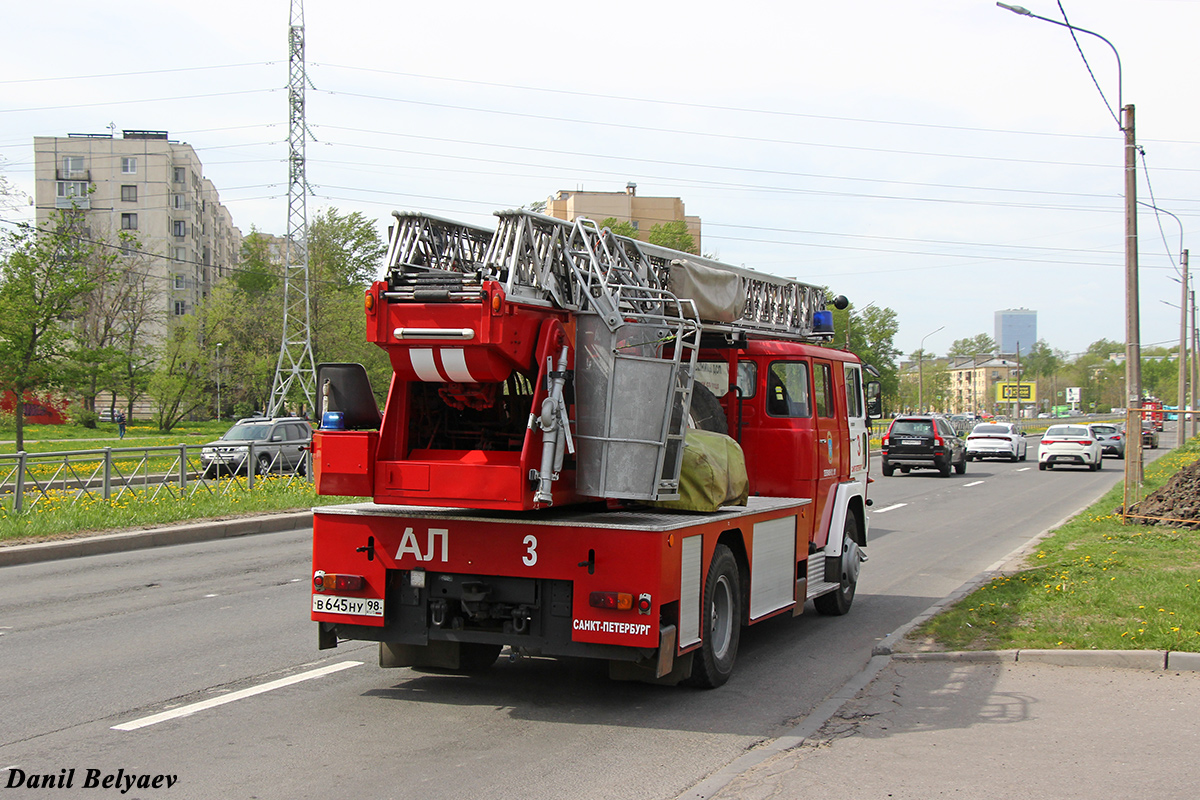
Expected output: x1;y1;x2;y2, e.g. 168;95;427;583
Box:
33;130;242;326
948;354;1029;415
543;183;701;252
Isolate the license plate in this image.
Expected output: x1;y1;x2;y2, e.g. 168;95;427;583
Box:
312;594;384;617
901;439;922;446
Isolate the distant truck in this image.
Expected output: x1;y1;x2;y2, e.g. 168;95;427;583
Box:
1143;399;1165;431
308;210;880;687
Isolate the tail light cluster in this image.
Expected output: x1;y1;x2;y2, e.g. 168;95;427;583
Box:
313;571;365;592
589;591;653;615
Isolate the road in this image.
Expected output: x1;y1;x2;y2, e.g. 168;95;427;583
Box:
0;434;1168;799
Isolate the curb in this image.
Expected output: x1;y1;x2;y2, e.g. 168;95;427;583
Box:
0;510;314;567
893;649;1200;671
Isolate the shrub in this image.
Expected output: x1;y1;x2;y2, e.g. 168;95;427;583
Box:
70;405;100;429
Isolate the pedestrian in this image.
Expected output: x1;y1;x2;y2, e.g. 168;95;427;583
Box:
117;410;126;439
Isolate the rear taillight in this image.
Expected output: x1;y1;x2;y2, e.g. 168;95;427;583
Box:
1041;439;1056;445
590;591;633;610
1080;439;1093;446
313;571;365;592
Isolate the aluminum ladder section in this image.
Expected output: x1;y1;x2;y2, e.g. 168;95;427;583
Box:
483;209;826;341
483;209;582;309
617;238;827;342
384;211;493;276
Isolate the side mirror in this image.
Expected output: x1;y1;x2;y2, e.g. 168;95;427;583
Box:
866;380;883;420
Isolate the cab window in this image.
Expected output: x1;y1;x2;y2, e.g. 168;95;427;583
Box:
844;364;863;419
813;362;834;418
766;361;811;418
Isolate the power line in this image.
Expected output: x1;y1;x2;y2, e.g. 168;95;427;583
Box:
0;62;277;85
313;61;1200;147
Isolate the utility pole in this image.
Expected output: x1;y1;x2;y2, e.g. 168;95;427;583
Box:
1178;249;1190;447
1124;104;1143;486
1193;288;1199;440
268;0;317;419
1015;344;1022;422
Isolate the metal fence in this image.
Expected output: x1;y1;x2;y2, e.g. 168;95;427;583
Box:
0;441;313;514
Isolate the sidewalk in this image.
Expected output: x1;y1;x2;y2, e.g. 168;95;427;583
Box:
0;510;313;567
701;650;1200;800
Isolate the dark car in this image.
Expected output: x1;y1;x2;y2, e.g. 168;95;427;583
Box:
1142;426;1159;449
881;415;967;477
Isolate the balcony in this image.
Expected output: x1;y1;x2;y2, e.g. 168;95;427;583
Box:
55;196;90;210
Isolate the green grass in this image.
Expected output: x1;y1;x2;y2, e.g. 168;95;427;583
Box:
0;474;352;542
0;421;352;543
0;421;230;455
910;439;1200;653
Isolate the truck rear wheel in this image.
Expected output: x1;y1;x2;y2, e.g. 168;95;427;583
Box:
814;515;860;616
686;544;741;688
687;383;728;435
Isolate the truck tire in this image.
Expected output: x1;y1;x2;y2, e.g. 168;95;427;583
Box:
814;515;860;616
686;544;741;688
687;383;728;435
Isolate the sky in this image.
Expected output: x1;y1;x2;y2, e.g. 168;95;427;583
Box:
2;0;1198;359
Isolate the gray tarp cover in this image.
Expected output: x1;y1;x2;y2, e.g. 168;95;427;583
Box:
667;258;746;323
650;428;750;513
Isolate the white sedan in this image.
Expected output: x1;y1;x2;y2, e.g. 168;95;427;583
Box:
966;422;1028;462
1038;424;1103;471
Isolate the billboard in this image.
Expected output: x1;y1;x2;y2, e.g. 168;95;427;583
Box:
996;382;1037;402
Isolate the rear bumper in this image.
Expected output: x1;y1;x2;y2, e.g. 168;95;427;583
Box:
882;453;947;468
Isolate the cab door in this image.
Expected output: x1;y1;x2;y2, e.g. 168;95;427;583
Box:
843;362;869;483
811;358;841;548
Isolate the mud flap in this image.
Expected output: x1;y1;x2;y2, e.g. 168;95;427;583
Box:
381;640;463;669
607;625;693;684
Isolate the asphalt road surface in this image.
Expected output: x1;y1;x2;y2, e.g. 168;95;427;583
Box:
0;432;1168;799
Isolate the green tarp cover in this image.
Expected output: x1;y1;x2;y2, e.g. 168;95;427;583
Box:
651;428;750;513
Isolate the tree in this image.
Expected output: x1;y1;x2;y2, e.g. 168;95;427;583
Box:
235;228;280;297
59;229;158;414
598;217;639;239
0;213;101;449
829;301;900;412
899;350;950;413
947;334;997;357
306;208;388;368
648;220;697;254
148;315;208;431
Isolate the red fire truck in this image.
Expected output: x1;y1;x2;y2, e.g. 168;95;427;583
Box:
1143;398;1165;431
310;210;880;687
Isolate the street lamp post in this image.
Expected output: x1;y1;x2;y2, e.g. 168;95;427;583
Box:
1143;201;1189;446
997;1;1142;487
918;325;945;413
216;343;224;422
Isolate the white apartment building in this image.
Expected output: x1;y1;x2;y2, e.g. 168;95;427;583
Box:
33;130;242;324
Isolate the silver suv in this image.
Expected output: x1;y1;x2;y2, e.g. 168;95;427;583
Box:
200;417;313;476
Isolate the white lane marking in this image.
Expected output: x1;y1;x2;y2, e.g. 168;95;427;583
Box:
872;503;907;514
963;480;984;487
1016;467;1032;472
112;661;362;731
